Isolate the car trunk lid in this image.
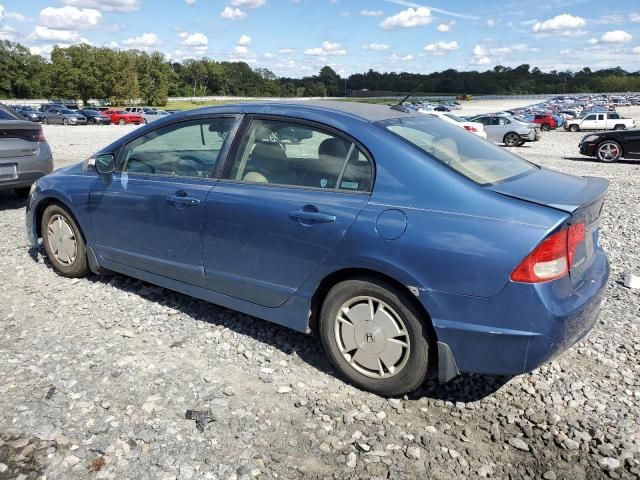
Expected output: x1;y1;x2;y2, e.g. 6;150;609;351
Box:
0;120;42;159
488;168;608;287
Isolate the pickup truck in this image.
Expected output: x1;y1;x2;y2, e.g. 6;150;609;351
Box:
564;112;635;132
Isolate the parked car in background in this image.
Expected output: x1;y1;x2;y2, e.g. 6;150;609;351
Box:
42;108;87;126
579;129;640;163
565;112;635;132
424;111;487;139
15;106;43;123
141;109;171;123
0;103;53;197
80;109;111;125
468;115;537;146
102;110;143;125
531;114;557;131
26;102;609;395
124;107;161;124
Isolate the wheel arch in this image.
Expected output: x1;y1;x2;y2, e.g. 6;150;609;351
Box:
34;195;86;243
308;267;438;347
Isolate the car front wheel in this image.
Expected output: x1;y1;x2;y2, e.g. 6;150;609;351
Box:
319;278;432;396
41;204;90;278
119;119;126;125
570;124;580;132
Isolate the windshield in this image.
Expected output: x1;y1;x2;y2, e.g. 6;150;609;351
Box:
378;116;537;185
61;109;75;114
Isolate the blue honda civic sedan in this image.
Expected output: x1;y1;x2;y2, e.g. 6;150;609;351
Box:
26;102;609;395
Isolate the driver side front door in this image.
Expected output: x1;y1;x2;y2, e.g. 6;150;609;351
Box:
89;116;239;287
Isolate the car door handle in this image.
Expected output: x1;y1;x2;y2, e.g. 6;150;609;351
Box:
290;208;336;223
167;193;200;207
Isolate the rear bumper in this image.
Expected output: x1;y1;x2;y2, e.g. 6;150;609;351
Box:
0;144;53;191
520;131;537;142
429;249;609;378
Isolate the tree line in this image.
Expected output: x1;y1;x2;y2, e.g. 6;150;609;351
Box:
2;40;640;106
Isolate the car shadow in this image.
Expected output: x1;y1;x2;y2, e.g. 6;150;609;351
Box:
26;246;511;402
0;191;27;211
562;156;636;164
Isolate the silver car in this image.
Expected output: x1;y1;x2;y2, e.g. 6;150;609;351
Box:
468;115;537;147
0;105;53;196
42;108;87;126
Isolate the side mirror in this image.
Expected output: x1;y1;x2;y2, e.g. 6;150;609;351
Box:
95;153;115;175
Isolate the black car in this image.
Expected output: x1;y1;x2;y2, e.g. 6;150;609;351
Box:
579;129;640;162
80;109;111;125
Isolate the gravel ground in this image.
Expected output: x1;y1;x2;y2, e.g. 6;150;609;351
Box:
0;102;639;480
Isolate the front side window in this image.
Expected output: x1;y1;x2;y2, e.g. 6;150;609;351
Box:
229;118;372;192
121;117;236;178
379;116;537;185
585;114;596;121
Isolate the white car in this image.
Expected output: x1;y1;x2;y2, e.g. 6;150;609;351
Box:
421;111;487;139
564;112;635;132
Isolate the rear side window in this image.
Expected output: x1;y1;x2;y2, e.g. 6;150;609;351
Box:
609;113;619;119
380;116;537;185
229;118;372;192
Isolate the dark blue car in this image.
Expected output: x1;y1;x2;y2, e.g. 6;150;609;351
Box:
25;102;609;395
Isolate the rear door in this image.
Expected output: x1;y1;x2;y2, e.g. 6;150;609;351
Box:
90;116;239;286
202;116;373;307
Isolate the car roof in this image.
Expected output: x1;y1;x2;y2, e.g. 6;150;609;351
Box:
184;101;414;123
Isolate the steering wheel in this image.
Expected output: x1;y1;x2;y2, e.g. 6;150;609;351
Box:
127;157;155;173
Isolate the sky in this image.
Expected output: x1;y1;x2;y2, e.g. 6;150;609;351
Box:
1;0;640;77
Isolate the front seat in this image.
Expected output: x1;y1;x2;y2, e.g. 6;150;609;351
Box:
244;142;290;184
300;137;350;188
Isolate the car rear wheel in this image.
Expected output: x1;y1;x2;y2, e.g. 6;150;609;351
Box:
119;119;126;125
570;124;580;132
63;118;69;126
503;132;522;147
43;118;48;125
596;141;622;163
41;204;89;278
541;123;550;131
613;124;625;130
319;278;432;396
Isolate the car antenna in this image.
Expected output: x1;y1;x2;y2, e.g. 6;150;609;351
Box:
390;84;424;113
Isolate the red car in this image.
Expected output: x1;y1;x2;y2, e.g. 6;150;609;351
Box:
103;110;143;125
532;114;557;131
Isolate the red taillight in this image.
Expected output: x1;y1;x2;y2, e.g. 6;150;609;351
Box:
511;222;586;283
36;129;46;142
464;125;478;132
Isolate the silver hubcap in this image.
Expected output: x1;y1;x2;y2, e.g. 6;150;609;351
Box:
47;214;77;266
598;142;619;161
334;296;410;379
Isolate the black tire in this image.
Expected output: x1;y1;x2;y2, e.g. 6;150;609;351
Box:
613;124;625;130
570;124;579;132
541;123;550;131
41;204;90;278
596;140;622;163
319;278;432;396
88;118;96;125
63;118;69;126
503;132;521;147
13;187;30;197
43;117;48;125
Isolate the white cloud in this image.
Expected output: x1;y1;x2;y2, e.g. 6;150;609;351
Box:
59;0;140;12
178;32;208;53
39;6;101;30
486;18;495;28
0;5;4;22
235;45;248;55
389;53;414;62
263;52;275;59
531;14;586;36
30;25;88;43
185;0;196;4
360;9;383;16
238;34;251;46
122;32;160;48
0;25;17;41
470;43;540;66
380;7;432;30
471;56;491;65
230;0;265;8
304;41;347;56
364;43;390;51
278;48;296;54
600;30;632;43
423;40;458;54
633;46;640;54
6;11;27;22
631;13;640;22
221;6;246;20
437;23;450;32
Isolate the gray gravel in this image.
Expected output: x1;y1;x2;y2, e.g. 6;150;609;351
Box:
1;113;639;479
